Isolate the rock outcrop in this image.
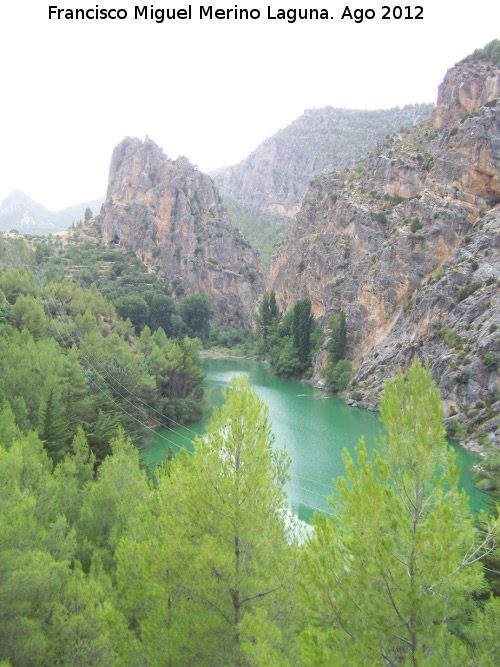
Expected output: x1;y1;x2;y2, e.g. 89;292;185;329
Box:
215;104;434;220
434;60;500;130
267;57;500;452
98;137;262;324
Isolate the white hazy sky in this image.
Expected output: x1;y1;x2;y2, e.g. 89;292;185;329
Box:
0;1;499;210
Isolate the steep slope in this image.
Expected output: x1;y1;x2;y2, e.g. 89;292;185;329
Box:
267;56;500;451
0;190;104;233
98;137;262;324
214;103;432;222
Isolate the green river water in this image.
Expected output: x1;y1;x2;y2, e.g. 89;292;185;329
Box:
141;358;487;523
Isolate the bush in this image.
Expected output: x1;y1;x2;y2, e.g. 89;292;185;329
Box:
482;351;500;371
325;359;353;393
445;420;458;438
434;268;444;281
455;371;470;385
371;212;388;225
410;218;422;233
457;281;483;302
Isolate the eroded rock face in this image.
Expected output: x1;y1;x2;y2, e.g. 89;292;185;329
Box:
434;60;500;130
99;137;262;324
267;59;500;450
214;105;434;220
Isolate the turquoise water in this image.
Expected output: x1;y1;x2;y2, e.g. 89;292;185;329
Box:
141;358;487;523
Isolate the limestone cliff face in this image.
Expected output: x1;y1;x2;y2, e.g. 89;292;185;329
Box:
434;60;500;130
99;137;262;323
215;105;434;221
267;59;500;452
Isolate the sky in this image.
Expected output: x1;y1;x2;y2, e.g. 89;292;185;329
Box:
0;1;499;211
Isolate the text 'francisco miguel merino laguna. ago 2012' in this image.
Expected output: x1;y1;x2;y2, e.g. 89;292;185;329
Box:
48;5;425;23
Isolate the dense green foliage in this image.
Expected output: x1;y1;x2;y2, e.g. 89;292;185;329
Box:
323;310;352;393
117;376;300;665
300;360;500;665
462;38;500;67
224;198;290;271
208;324;255;355
254;292;323;377
0;233;205;464
1;358;500;665
5;226;215;339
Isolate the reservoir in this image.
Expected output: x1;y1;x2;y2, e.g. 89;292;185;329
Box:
142;358;486;522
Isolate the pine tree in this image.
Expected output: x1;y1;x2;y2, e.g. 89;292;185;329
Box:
292;298;314;368
300;359;499;666
38;385;67;463
327;310;347;366
269;290;279;321
116;376;300;666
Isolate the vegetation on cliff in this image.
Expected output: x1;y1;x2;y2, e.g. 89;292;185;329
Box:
267;52;500;453
99;137;263;326
462;38;500;66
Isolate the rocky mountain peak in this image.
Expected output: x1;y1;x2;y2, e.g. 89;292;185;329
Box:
99;137;263;325
434;59;500;130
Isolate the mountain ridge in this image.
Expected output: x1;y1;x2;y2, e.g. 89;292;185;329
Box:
0;189;105;234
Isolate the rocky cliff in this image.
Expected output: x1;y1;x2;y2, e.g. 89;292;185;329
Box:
98;137;262;324
215;104;434;220
267;56;500;452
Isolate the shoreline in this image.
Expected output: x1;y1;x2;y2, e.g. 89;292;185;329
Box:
202;348;487;457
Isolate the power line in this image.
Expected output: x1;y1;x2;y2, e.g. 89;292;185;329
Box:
47;304;338;493
44;301;338;514
45;305;197;445
62;314;201;436
84;373;189;454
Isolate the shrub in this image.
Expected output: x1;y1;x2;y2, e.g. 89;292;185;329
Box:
445;420;458;438
476;431;489;445
371;212;388;225
410;218;423;233
455;371;470;385
457;281;483;302
482;351;500;371
434;268;444;281
325;359;353;393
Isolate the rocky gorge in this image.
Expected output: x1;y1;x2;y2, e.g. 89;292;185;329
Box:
267;56;500;452
96;47;500;454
